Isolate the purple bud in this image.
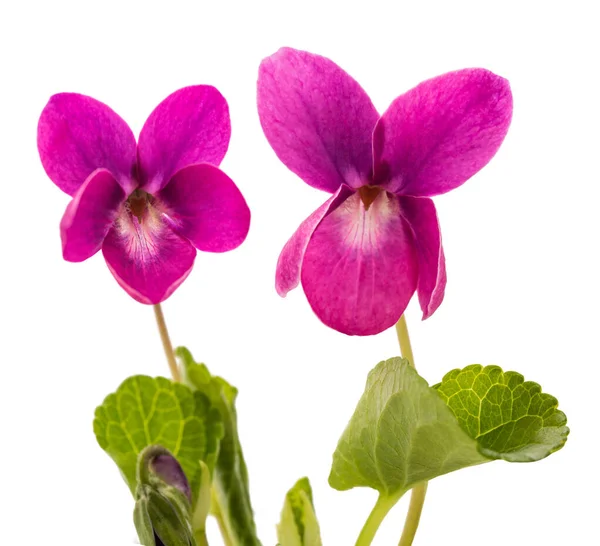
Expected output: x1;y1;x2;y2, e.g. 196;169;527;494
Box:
151;454;191;502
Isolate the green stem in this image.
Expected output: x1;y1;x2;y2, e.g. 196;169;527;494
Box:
194;530;210;546
395;314;428;546
398;483;428;546
211;488;235;546
395;314;414;368
356;494;400;546
153;303;181;382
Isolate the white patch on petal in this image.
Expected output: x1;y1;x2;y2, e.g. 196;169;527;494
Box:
112;199;170;263
334;192;401;255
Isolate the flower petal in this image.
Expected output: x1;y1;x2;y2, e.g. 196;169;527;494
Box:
137;86;231;193
102;209;196;304
399;196;446;319
373;69;513;196
257;47;379;193
38;93;137;196
301;192;418;335
276;185;354;296
60;169;127;262
158;163;250;253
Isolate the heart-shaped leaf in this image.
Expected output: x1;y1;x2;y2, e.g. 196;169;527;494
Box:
329;358;487;497
94;375;223;507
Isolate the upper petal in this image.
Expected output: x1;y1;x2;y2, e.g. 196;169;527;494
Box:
38;93;137;196
137;86;231;193
102;206;196;304
399;196;446;319
373;69;513;196
257;47;379;193
276;185;354;296
158;163;250;252
301;192;418;336
60;169;127;262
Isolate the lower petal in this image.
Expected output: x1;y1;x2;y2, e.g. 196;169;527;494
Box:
399;196;446;319
102;212;196;304
276;185;353;296
158;163;250;252
60;169;126;262
301;192;418;335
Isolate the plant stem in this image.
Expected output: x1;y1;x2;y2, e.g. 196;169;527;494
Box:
395;314;428;546
395;314;414;368
211;488;235;546
153;303;181;382
397;482;428;546
194;530;210;546
356;494;399;546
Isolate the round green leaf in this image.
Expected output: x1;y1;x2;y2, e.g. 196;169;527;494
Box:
434;364;569;462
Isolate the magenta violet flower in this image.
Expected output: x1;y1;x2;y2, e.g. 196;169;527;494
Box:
257;48;513;335
38;86;250;304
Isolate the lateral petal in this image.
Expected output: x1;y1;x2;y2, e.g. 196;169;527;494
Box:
276;185;354;296
60;169;126;262
399;196;446;319
159;163;250;253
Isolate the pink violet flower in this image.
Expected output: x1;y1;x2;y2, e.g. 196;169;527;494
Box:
257;48;513;336
38;86;250;304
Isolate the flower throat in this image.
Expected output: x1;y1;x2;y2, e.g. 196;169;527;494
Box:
127;189;153;221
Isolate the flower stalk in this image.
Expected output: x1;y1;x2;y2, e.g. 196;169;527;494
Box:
153;303;181;382
398;482;428;546
355;315;428;546
210;490;235;546
395;314;428;546
395;315;414;368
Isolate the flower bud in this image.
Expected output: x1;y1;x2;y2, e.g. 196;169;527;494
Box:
151;453;192;502
133;445;195;546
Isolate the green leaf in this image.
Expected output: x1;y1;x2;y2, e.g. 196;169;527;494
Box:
329;358;487;497
277;478;322;546
94;375;223;508
177;347;262;546
434;364;569;461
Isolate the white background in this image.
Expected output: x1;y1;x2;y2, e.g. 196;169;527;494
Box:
1;0;598;544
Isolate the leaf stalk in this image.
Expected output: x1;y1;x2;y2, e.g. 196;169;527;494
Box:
355;493;400;546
